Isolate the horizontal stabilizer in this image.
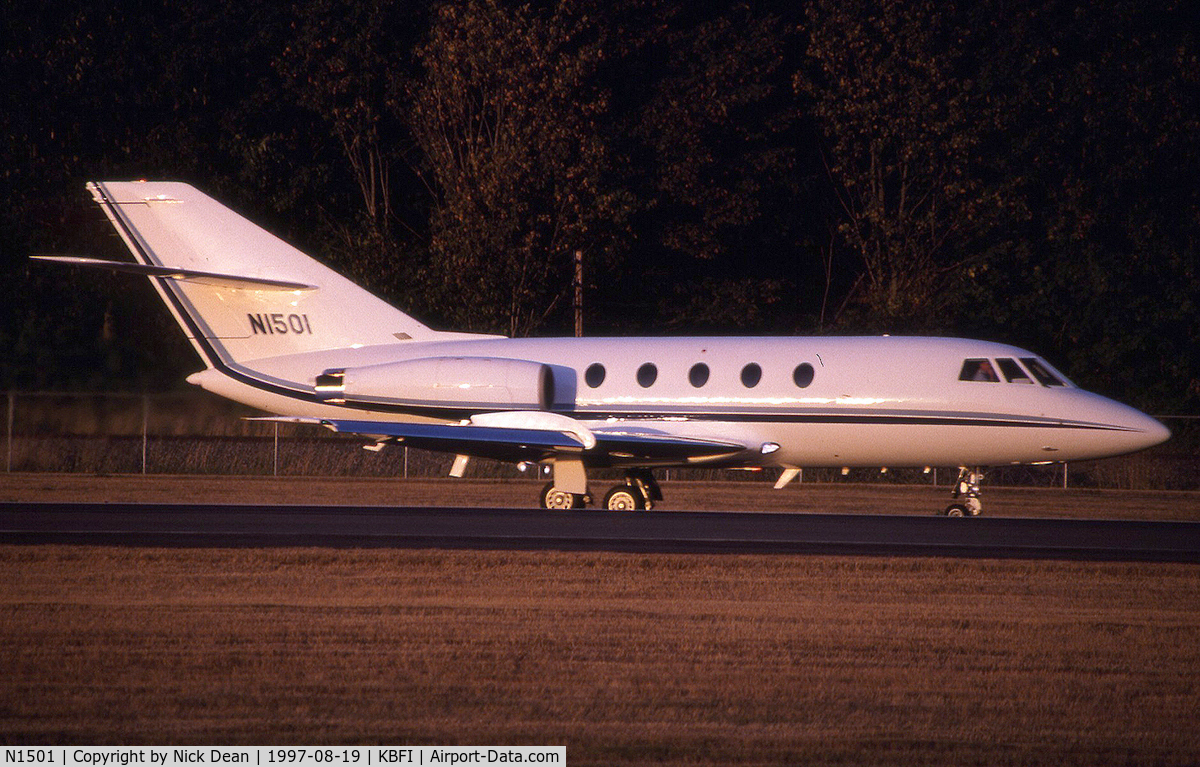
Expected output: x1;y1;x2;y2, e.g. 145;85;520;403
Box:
31;255;317;291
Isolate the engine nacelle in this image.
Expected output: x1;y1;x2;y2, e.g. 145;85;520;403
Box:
315;357;553;410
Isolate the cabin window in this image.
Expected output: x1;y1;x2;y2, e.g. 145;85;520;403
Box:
959;359;999;382
584;363;605;388
1021;358;1066;387
637;363;658;388
793;362;814;388
997;358;1034;384
741;363;762;388
689;363;710;388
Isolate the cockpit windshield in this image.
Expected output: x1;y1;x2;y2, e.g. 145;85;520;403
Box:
1020;357;1066;386
996;358;1033;384
960;356;1071;387
959;359;999;382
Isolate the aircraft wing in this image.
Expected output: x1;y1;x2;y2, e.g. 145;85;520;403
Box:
322;418;585;463
264;417;749;465
587;428;749;462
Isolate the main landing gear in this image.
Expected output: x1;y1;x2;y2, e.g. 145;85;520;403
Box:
601;470;662;511
540;482;589;510
944;467;983;517
539;470;663;511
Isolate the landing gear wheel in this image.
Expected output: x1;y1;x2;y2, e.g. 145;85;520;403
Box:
603;485;646;511
610;470;662;511
943;467;985;517
540;482;587;510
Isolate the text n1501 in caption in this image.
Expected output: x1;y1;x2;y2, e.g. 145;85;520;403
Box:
2;749;565;767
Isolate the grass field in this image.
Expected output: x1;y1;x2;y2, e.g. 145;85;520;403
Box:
1;476;1198;763
1;548;1198;764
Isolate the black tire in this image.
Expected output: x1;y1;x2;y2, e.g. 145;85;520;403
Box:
603;485;644;511
541;482;583;510
945;504;968;517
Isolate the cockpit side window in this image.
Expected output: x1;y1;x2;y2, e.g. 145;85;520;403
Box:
1020;358;1066;387
997;358;1034;384
959;359;999;382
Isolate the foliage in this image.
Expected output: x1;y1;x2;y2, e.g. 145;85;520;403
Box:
0;0;1197;416
800;0;1017;329
605;3;807;332
963;0;1200;410
404;0;628;336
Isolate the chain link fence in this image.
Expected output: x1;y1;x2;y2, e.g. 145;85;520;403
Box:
4;391;1197;489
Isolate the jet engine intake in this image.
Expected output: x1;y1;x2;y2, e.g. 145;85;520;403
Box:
315;357;554;410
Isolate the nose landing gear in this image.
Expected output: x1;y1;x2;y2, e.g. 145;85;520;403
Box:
944;467;983;517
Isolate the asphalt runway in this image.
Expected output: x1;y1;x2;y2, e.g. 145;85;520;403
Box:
2;502;1200;561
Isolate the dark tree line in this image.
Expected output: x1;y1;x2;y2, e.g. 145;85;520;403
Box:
2;0;1198;416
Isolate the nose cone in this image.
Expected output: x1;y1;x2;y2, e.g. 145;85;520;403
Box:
1134;412;1172;451
1045;390;1171;462
1094;396;1171;457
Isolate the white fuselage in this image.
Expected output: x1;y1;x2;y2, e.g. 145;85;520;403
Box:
76;181;1168;480
189;334;1169;470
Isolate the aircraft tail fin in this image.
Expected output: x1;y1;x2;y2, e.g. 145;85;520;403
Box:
81;180;460;370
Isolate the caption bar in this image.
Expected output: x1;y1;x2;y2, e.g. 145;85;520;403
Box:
2;749;564;767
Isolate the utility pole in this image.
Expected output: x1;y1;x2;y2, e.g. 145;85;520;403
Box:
6;392;12;473
142;395;148;474
573;250;583;338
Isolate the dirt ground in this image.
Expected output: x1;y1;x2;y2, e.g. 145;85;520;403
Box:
0;547;1197;765
3;472;1200;520
1;475;1199;764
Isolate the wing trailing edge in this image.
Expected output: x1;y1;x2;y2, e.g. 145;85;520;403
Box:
251;416;749;465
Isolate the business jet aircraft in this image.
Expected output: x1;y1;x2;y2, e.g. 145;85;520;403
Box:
36;181;1170;515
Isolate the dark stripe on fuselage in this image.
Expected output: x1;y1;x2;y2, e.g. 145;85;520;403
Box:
345;406;1139;432
582;411;1134;430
